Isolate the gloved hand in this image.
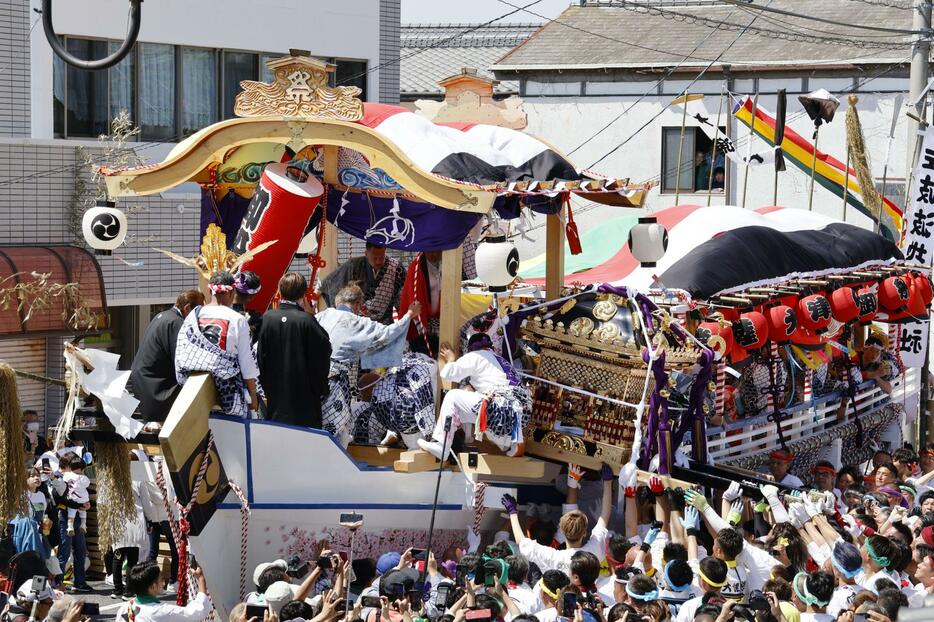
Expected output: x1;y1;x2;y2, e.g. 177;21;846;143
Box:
759;484;778;500
501;493;518;515
567;464;583;490
648;476;665;497
619;462;637;491
889;505;908;524
754;500;769;513
723;481;742;503
841;513;863;538
727;500;743;526
684;489;709;512
600;463;614;482
790;503;811;527
803;496;822;519
665;487;685;512
785;490;804;505
681;505;700;531
820;491;837;515
644;522;662;546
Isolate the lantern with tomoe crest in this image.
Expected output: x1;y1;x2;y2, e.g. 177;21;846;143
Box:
475;233;520;292
82;200;127;256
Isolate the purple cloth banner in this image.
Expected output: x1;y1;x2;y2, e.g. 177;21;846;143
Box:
325;188;482;251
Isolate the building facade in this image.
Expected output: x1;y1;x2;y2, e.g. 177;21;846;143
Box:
490;0;912;257
0;0;400;425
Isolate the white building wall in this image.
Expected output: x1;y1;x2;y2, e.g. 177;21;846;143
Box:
511;77;910;257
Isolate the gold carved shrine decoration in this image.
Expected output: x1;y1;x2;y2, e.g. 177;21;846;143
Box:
234;55;364;122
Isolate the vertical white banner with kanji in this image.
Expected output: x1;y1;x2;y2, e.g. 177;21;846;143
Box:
902;127;934;368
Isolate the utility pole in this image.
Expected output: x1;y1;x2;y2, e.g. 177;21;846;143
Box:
908;0;932;445
907;0;931;172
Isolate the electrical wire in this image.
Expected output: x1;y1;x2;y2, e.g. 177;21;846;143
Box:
720;0;929;35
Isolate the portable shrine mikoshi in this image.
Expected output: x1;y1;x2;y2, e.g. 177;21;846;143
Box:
89;52;664;612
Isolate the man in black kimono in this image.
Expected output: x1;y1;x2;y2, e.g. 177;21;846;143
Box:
257;272;332;428
128;289;205;422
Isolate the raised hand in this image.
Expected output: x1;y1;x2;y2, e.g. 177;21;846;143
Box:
618;462;637;490
567;464;584;489
501;493;518;515
648;476;665;497
684;489;709;512
727;500;743;526
600;463;614;482
681;505;700;531
723;481;742;502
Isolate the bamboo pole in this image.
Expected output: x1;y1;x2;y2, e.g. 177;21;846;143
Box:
742;94;759;209
707;84;726;206
842;150;851;222
674;92;690;205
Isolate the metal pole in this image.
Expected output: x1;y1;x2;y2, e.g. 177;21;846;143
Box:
675;93;690;205
908;0;932;175
707;84;726;206
742;93;759;209
843;150;851;222
345;527;356;615
808;126;820;212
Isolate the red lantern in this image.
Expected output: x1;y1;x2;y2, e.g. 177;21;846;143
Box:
857;288;878;324
733;311;767;351
889;274;928;322
766;305;797;343
914;272;933;308
696;321;733;358
790;324;823;348
829;287;860;323
797;294;833;334
879;275;910;313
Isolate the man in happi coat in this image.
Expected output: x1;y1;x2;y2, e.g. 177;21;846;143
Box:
257;272;332;428
319;242;405;325
417;333;531;461
398;250;443;356
129;289;204;422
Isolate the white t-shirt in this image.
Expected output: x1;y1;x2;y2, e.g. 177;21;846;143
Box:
28;490;46;520
194;304;259;379
441;350;509;394
827;584;859;619
63;471;90;504
518;519;609;574
799;614;833;622
675;594;703;622
507;583;537;614
856;568;899;593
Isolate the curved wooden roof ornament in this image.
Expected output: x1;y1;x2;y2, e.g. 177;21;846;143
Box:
100;54;495;213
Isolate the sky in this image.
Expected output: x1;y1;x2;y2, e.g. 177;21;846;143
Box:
401;0;571;24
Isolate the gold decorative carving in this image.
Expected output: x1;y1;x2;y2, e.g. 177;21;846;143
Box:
234;55;364;121
594;442;626;464
595;322;620;342
569;316;594;337
154;223;276;282
541;431;587;455
592;300;618;322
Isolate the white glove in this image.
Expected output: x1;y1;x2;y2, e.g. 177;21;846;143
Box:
618;462;637;490
723;481;742;503
567;464;583;490
759;484;778;499
841;513;863;539
791;503;811;527
803;497;822;519
889;505;908;524
821;491;837;515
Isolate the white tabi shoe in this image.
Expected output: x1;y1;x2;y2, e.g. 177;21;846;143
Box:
417;438;448;461
400;432;423;451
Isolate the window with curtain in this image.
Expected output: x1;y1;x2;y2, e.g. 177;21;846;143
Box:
109;40;135;122
140;43;176;141
181;47;217;136
661;127;726;194
65;39;109;137
223;52;257;119
335;59;367;101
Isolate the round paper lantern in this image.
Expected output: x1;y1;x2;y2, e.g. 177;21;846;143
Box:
797;294;833;334
766;305;797;343
913;271;934;308
734;311;767;351
82;200;127;255
790;323;823;348
889;274;928;322
627;217;668;267
829;287;860;323
856;288;878;324
879;275;910;313
475;234;520;292
696;321;733;359
232;163;324;312
294;228;318;258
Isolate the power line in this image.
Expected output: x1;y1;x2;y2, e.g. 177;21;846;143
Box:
720;0;929;35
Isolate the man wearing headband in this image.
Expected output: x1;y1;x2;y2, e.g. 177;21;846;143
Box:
175;271;259;417
764;449;804;488
825;541;862;618
533;569;571;620
809;461;841;504
622;574;658;613
858;534;899;593
231;270;263;344
418;333;531;461
790;571;834;621
860;335;897;395
257;272;331;429
129;288;205;422
675;557;727;622
319;242;406;326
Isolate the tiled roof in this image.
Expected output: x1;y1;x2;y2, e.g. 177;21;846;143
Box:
493;1;913;71
400;23;540;96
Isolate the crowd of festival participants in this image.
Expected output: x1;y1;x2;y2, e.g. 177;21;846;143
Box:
4;246;933;622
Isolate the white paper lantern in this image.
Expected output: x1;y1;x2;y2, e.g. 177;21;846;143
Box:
82;200;127;255
294;229;318;258
475;234;519;292
627;217;668;267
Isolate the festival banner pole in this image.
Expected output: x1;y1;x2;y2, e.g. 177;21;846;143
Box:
842;151;851;222
878;94;904;234
742;93;759;209
808;126;820;212
773;89;787;206
675;92;690;205
707;84;726;206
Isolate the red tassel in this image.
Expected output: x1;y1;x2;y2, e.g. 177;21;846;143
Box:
477;398;489;432
564;193;582;256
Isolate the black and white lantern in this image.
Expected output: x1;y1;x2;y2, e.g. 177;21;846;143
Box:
627;216;668;267
82;200;127;255
475;233;519;292
294;230;318;258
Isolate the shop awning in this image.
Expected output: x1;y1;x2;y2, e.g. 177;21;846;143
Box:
0;246;108;338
